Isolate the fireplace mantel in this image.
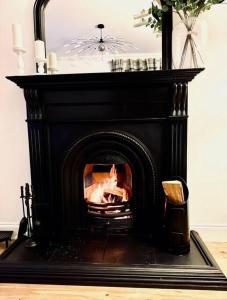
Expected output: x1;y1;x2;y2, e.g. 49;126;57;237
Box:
7;68;204;89
2;68;227;290
6;68;203;126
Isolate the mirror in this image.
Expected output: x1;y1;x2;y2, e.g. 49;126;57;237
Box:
43;0;162;74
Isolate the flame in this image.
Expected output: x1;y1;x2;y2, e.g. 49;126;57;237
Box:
84;164;129;204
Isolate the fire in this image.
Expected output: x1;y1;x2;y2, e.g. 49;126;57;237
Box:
84;164;129;204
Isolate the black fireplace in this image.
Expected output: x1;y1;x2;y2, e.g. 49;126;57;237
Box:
16;71;191;247
1;0;227;289
1;70;227;290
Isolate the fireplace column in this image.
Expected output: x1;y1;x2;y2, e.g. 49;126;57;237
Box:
169;83;188;180
164;82;190;253
24;88;52;240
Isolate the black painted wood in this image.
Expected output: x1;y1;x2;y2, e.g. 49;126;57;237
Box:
7;69;203;89
161;8;173;70
33;0;48;41
0;231;227;290
6;69;224;289
6;69;204;243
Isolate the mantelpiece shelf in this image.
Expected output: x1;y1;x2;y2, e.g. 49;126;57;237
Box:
7;68;204;89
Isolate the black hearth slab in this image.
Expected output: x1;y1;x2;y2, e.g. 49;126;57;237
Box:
0;231;227;290
0;233;204;266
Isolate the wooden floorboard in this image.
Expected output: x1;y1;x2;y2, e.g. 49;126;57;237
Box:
0;241;227;299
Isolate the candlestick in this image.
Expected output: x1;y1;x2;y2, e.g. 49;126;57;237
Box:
35;40;46;74
47;52;58;74
37;61;46;74
13;47;26;75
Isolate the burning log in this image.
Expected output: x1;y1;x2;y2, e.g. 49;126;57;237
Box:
84;164;129;204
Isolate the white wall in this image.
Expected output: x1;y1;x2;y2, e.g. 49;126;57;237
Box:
0;1;227;241
188;6;227;240
0;0;35;234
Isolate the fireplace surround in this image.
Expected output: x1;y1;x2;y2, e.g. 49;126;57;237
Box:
0;69;227;290
10;71;191;246
0;0;227;289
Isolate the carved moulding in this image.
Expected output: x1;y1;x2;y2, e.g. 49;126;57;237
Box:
171;82;188;117
24;89;43;121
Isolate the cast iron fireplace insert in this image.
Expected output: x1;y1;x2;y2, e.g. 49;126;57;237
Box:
1;70;227;290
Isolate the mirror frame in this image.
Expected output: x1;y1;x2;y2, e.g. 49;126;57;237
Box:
33;0;172;70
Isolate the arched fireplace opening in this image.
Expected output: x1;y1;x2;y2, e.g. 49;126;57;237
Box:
62;131;157;237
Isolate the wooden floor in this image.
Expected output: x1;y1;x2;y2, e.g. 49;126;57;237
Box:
0;241;227;300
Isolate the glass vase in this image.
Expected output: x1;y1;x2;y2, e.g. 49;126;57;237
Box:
172;15;205;69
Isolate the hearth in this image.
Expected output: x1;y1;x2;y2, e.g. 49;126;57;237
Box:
1;70;227;289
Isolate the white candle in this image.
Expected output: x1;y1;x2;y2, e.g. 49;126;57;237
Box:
12;24;23;49
34;40;46;62
48;52;58;69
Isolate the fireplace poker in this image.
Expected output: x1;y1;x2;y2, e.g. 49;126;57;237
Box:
24;183;37;248
20;185;25;217
18;186;28;238
25;183;32;237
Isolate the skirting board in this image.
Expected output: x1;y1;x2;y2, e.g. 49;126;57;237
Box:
191;225;227;242
0;223;18;239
